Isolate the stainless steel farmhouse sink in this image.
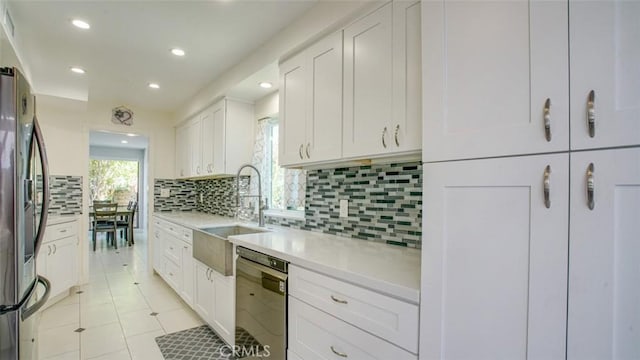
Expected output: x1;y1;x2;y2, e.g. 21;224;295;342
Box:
202;225;267;239
192;226;267;276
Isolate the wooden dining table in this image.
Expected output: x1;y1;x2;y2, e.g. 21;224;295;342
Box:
88;207;135;246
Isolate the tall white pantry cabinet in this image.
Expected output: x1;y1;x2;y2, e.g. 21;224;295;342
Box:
420;1;640;360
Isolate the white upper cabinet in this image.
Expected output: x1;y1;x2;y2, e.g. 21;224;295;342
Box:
189;117;203;176
175;98;254;178
280;52;309;166
305;32;343;164
569;0;640;150
210;101;226;175
175;125;189;178
393;0;422;154
422;0;569;162
279;31;343;166
343;2;394;158
567;148;640;360
343;1;422;159
200;106;215;175
421;154;569;360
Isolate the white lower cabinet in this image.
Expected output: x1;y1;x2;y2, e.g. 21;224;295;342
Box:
567;148;640;359
289;297;416;360
421;154;569;360
193;259;235;346
37;219;79;300
152;226;164;276
180;243;194;306
288;265;418;359
194;261;213;321
289;265;418;353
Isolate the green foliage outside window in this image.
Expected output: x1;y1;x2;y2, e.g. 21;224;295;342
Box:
89;159;139;203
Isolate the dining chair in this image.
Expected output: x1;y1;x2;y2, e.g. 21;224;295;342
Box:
116;201;137;246
93;203;118;251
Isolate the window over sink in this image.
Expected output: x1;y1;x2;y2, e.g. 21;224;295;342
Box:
252;117;305;219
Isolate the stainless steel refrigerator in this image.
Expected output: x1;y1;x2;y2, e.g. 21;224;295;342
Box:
0;67;51;359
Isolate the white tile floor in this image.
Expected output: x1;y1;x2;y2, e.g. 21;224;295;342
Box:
38;230;204;360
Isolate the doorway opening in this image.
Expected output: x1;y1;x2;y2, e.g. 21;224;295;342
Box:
88;131;149;252
89;159;140;227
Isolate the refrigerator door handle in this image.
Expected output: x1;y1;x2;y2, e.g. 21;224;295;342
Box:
0;276;37;315
21;276;50;320
32;116;50;256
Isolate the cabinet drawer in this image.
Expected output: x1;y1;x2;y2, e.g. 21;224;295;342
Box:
164;236;182;264
289;265;418;353
289;297;416;360
164;258;182;291
45;221;78;242
181;228;193;244
165;222;183;239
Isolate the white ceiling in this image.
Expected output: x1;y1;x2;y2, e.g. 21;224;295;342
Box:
7;0;315;112
90;130;149;149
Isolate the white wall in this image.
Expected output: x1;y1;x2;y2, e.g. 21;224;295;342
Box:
36;94;175;283
175;0;376;124
255;91;279;120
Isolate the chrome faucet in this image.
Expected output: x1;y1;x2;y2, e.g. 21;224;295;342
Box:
236;164;266;227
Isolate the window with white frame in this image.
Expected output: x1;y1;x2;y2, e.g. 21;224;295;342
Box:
250;117;305;216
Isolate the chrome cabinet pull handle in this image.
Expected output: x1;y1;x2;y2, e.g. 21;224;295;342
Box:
53;244;56;254
394;124;400;146
299;144;304;159
196;166;201;174
47;245;51;256
382;127;388;148
544;98;551;142
306;143;311;158
587;163;595;210
587;90;595;138
331;295;348;304
544;165;551;209
330;346;348;358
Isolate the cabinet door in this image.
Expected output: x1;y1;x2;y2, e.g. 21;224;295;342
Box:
393;0;421;153
568;148;640;359
570;1;640;150
180;243;194;306
211;101;226;174
212;272;234;345
152;228;164;275
47;237;77;298
200;107;215;175
188;119;202;176
193;261;213;322
343;2;393;158
422;0;569;162
305;31;343;163
421;154;569;360
279;53;307;166
175;125;189;178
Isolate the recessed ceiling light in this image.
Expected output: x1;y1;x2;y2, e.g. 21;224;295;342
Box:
170;48;185;57
71;19;90;30
126;133;138;137
70;67;86;74
121;140;128;144
148;83;160;89
259;82;273;89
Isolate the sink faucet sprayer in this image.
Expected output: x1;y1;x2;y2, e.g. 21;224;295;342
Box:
235;164;267;227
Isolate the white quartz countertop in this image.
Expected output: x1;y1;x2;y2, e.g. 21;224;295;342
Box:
153;211;421;304
153;211;238;229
